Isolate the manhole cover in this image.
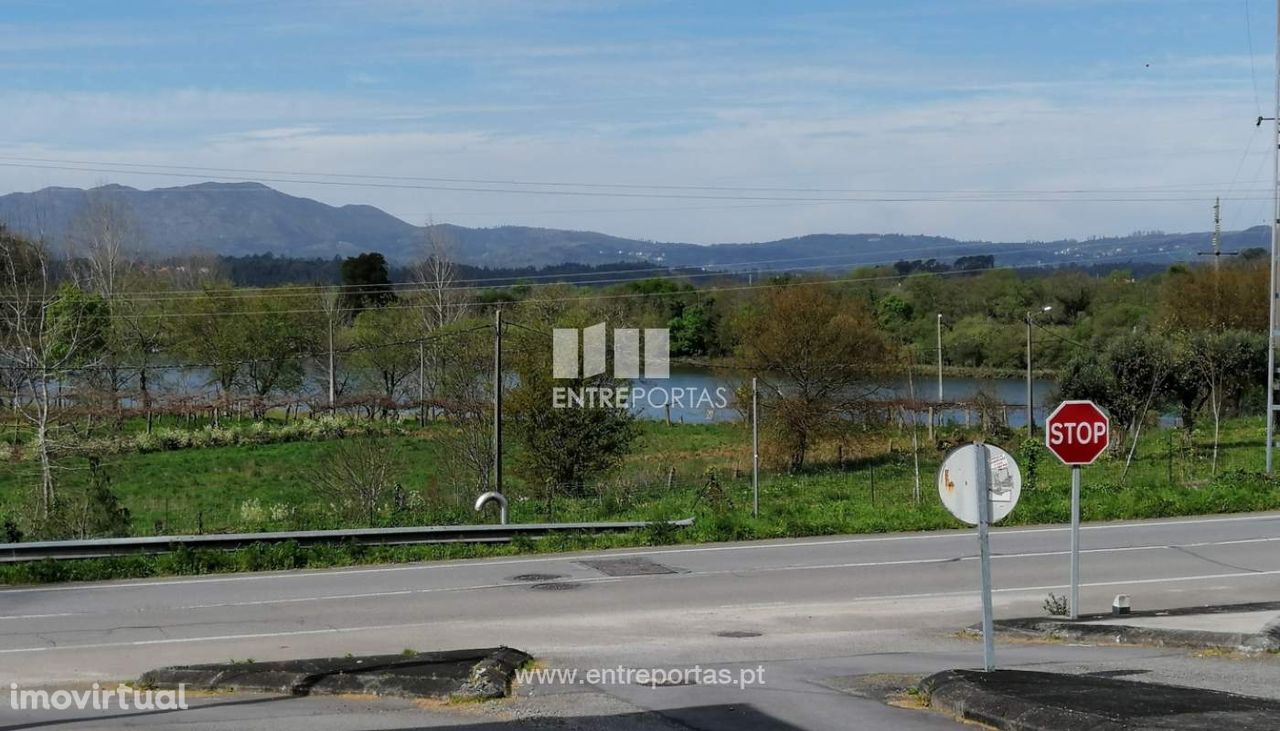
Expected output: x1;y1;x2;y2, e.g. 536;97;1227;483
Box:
508;573;565;582
579;557;680;577
530;582;582;591
715;630;762;638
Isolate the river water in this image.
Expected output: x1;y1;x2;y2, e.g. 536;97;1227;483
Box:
144;364;1055;427
630;366;1054;426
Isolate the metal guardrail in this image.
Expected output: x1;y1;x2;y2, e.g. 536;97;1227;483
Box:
0;518;696;563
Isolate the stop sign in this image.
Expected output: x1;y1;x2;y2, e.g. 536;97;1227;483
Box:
1046;400;1110;465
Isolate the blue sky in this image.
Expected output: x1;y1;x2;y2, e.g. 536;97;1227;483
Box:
0;0;1273;244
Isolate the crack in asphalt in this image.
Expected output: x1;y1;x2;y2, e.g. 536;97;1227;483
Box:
1168;545;1261;574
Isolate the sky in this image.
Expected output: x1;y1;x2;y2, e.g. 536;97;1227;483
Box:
0;0;1275;245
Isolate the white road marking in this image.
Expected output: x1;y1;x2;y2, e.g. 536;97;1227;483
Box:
2;512;1276;596
1;535;1275;617
1;566;1278;655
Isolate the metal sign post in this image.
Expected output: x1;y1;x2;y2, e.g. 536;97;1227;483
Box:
1045;400;1109;620
1070;465;1081;620
937;442;1021;672
974;443;996;672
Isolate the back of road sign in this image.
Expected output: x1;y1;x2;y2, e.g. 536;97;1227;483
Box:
937;444;1022;525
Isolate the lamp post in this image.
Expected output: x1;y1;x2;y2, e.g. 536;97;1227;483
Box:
1025;305;1052;435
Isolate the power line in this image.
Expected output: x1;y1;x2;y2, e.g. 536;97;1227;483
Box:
1;161;1274;204
0;154;1263;196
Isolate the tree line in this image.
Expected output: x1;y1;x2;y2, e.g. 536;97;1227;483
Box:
0;194;1266;539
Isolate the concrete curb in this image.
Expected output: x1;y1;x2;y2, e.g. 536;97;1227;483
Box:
138;646;531;701
988;618;1279;653
982;601;1280;653
921;669;1280;730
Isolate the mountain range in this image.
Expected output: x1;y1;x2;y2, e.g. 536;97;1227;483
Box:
0;182;1264;271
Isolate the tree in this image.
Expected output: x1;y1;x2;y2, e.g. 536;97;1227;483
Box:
412;224;463;421
1185;331;1265;476
340;252;395;314
0;229;108;525
308;438;402;526
316;286;350;409
174;285;247;399
668;300;718;357
434;323;497;491
1059;333;1174;476
237;292;319;415
350;306;418;412
113;272;171;433
68;191;143;423
414;223;462;332
735;284;893;469
506;320;638;499
1160;259;1267;331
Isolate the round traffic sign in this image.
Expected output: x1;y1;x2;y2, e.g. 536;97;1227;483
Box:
937;444;1022;526
1045;400;1110;465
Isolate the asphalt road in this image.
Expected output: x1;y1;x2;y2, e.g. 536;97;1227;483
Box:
1;511;1278;729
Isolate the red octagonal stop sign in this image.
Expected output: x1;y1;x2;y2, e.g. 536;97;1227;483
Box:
1045;400;1110;465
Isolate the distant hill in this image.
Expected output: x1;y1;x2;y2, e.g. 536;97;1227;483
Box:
0;182;1263;270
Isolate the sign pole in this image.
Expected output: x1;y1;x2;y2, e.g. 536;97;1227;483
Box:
1070;465;1081;620
1046;400;1109;621
973;442;995;671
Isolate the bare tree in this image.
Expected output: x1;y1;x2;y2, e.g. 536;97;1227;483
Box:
0;228;106;523
308;438;402;526
68;192;144;424
414;220;461;332
412;222;463;422
69;190;139;301
317;286;348;410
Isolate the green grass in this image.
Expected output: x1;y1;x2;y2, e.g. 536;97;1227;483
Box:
0;416;1276;584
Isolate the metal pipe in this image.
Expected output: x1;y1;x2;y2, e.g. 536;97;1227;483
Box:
474;491;509;525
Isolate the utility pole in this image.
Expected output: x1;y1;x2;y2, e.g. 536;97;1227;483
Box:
1025;306;1052;435
1267;0;1280;474
1025;311;1034;436
752;377;759;518
493;309;503;494
418;340;426;427
327;317;335;411
936;313;944;401
1197;197;1238;273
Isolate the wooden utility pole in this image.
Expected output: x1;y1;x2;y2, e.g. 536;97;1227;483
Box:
493;309;503;494
418;340;426;426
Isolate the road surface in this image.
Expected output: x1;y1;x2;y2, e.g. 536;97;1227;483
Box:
0;511;1277;728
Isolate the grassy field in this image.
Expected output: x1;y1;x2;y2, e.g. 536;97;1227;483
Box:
0;415;1275;584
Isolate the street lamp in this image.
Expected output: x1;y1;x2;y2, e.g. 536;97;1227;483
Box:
1025;305;1052;435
